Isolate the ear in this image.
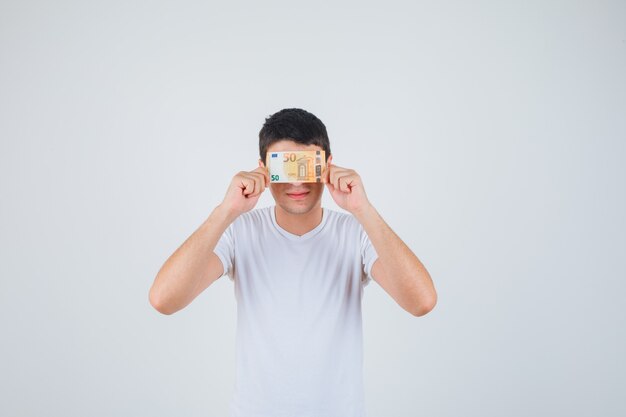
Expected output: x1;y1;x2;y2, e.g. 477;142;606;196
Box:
327;154;333;165
259;158;265;168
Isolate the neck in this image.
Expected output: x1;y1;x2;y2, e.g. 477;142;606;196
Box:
274;204;323;236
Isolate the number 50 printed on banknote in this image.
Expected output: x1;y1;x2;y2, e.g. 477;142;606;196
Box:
266;150;326;183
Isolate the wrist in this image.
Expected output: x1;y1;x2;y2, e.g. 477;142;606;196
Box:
352;202;376;221
212;203;239;225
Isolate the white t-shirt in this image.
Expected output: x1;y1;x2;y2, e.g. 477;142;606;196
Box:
213;204;379;417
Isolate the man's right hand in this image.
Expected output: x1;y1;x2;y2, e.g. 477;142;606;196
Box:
220;166;270;218
150;167;269;315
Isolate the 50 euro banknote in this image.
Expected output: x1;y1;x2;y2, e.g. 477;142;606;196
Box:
266;150;326;183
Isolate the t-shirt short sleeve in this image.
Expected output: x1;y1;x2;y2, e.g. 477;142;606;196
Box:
359;224;379;287
213;222;235;282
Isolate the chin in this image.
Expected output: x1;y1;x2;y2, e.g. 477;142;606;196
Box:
277;198;319;215
280;202;314;215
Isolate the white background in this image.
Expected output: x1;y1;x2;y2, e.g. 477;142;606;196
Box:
1;1;625;416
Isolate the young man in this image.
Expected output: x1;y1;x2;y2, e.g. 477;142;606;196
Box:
149;108;437;417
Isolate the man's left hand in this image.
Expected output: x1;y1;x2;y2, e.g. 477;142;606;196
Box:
323;163;372;216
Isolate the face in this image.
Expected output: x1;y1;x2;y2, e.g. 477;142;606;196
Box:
260;140;333;215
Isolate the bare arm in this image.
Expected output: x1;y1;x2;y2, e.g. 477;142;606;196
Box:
355;204;437;317
149;165;270;315
322;162;436;317
148;205;237;315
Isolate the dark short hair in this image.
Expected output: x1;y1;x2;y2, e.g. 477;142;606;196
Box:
259;108;331;163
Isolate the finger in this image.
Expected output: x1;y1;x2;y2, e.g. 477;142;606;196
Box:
260;169;270;187
330;167;348;189
253;166;267;175
240;175;257;197
337;174;353;193
329;165;337;187
254;166;270;186
242;177;255;197
322;163;331;183
252;173;266;196
249;172;266;194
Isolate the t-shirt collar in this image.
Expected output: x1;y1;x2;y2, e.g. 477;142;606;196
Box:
270;205;327;241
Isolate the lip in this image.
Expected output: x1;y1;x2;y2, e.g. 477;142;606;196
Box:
286;191;310;200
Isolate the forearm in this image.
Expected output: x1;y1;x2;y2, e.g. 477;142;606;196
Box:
149;204;237;314
354;204;436;312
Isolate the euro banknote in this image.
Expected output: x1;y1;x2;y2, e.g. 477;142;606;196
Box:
266;150;326;183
